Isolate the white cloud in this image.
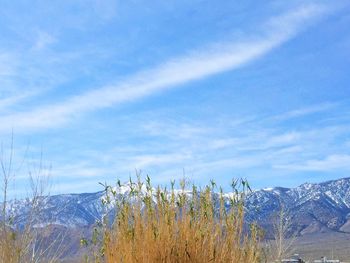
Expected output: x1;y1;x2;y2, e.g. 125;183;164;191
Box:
132;153;192;168
9;111;346;186
50;180;104;194
0;90;42;112
274;154;350;171
207;138;240;150
141;121;210;139
0;4;329;133
270;102;336;122
0;53;17;77
265;132;300;146
33;31;56;50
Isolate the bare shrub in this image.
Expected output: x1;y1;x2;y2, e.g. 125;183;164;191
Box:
0;137;64;263
269;206;297;262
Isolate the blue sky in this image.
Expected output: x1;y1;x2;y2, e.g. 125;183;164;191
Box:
1;0;350;195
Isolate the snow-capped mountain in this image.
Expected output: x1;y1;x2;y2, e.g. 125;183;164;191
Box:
4;191;106;228
4;177;350;236
245;177;350;236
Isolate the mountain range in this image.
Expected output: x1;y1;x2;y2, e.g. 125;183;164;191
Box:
246;177;350;236
6;177;350;237
4;177;350;261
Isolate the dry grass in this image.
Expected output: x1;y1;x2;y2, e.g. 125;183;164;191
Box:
0;229;27;263
0;197;64;263
101;177;261;263
0;138;64;263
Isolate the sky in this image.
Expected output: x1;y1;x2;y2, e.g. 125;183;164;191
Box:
0;0;350;195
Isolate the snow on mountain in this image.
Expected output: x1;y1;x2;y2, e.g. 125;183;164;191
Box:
245;177;350;236
2;177;350;236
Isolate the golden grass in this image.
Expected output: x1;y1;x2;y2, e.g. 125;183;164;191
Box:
0;140;63;263
0;196;63;263
101;177;261;263
0;229;25;263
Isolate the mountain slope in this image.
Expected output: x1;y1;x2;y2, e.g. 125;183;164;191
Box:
4;177;350;236
245;177;350;236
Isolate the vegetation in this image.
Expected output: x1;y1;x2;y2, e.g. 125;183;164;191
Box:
92;176;262;263
0;139;262;262
0;140;63;263
271;206;296;261
261;206;297;262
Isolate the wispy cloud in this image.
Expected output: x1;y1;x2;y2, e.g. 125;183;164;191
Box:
0;90;42;112
33;31;56;50
0;4;329;133
132;153;192;168
270;102;336;122
274;154;350;171
0;52;17;78
9;104;346;190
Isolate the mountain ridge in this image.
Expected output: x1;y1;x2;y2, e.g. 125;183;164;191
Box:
3;177;350;236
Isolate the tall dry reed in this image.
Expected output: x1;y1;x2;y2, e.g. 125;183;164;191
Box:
101;177;261;263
